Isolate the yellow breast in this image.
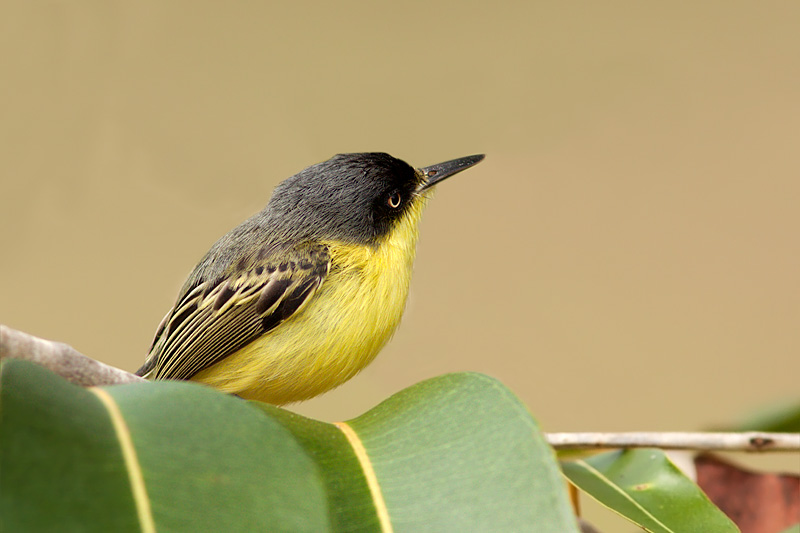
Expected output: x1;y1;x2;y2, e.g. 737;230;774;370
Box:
191;196;428;404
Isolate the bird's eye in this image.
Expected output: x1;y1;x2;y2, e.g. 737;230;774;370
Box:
387;192;402;208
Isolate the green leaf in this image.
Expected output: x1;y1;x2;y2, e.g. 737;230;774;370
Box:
562;449;739;533
1;360;578;532
0;357;140;531
262;373;580;532
1;360;330;532
252;407;382;531
351;373;577;532
732;400;800;433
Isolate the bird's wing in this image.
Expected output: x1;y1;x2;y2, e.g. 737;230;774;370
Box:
140;243;330;381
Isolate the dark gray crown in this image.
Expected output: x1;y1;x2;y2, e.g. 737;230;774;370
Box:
265;152;419;245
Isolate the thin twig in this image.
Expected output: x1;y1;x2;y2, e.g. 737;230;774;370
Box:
0;324;144;387
546;431;800;452
3;324;799;456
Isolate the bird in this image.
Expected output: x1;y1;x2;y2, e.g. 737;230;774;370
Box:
136;152;484;405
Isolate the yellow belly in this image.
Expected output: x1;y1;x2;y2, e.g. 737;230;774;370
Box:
191;199;426;404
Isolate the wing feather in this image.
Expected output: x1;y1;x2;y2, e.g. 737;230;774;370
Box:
140;243;329;380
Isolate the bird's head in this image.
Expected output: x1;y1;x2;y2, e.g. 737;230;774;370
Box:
266;152;485;246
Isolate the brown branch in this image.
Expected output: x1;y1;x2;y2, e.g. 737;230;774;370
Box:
546;432;800;453
0;324;144;387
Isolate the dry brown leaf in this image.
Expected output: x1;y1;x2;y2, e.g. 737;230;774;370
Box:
695;453;799;533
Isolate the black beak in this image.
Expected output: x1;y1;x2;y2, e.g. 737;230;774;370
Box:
417;154;485;191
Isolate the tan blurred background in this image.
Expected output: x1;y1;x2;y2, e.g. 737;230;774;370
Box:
2;1;798;527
